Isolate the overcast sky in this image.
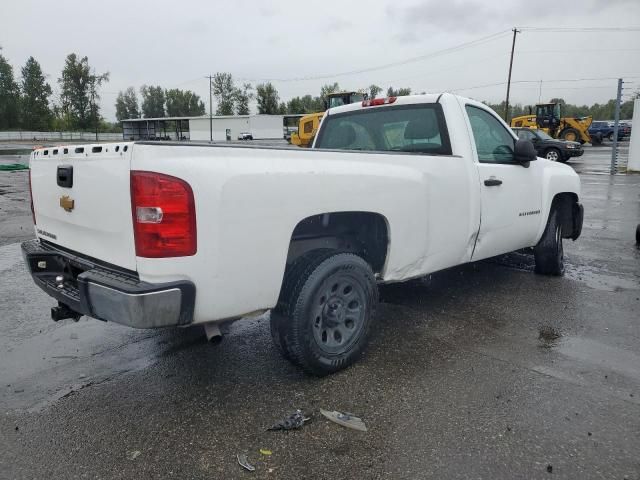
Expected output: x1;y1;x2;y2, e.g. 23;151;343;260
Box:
2;0;639;121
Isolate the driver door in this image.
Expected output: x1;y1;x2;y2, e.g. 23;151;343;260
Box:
466;105;543;261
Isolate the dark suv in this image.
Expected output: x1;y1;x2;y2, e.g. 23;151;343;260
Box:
513;128;584;163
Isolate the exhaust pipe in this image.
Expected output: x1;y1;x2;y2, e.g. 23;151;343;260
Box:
203;322;225;343
51;302;82;322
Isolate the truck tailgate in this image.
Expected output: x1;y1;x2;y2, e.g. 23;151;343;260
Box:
30;143;137;271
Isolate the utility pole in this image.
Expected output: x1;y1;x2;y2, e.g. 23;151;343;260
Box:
610;78;624;175
207;75;213;142
504;28;520;122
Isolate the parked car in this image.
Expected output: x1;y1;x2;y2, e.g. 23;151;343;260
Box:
589;121;624;142
617;121;632;137
23;93;583;376
512;128;583;162
237;132;253;140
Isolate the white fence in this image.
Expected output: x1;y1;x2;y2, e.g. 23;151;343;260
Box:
0;131;123;141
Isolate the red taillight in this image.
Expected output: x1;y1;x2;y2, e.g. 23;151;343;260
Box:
362;96;397;107
130;171;197;258
28;168;36;224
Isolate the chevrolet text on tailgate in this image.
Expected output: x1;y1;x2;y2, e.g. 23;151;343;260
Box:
23;93;584;376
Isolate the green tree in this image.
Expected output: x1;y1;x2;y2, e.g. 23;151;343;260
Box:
212;72;236;115
140;85;165;118
115;87;140;121
286;95;323;114
58;53;108;130
368;84;382;99
234;83;254;115
20;56;52;130
320;82;340;99
165;89;205;116
256;82;280;114
387;86;412;97
0;51;20;129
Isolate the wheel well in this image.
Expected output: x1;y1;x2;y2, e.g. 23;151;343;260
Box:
286;212;389;273
551;192;578;238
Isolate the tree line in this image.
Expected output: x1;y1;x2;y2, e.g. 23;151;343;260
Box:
206;74;415;116
1;48;636;131
0;48;114;132
115;86;206;120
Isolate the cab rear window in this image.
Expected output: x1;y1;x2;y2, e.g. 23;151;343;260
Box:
315;104;452;155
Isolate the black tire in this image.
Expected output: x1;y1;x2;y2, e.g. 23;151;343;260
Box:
608;132;615;142
271;250;378;376
560;128;580;142
544;148;562;162
534;209;565;276
591;133;602;146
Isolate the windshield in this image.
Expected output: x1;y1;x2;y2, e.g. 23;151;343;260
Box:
535;130;554;140
315;104;452;154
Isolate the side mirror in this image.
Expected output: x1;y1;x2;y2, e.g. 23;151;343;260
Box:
514;138;537;165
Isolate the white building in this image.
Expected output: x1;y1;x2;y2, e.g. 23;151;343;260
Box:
189;115;284;141
121;114;286;141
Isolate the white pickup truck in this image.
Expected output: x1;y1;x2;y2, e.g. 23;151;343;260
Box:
23;93;583;375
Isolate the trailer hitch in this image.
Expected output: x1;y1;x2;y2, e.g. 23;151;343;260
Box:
51;302;82;322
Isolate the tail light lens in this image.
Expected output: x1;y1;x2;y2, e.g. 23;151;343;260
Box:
130;171;196;258
362;96;397;107
28;168;36;224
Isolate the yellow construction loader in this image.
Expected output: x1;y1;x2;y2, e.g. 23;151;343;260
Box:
510;102;596;144
290;91;365;147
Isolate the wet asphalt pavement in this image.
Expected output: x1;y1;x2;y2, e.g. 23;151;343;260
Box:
0;143;639;479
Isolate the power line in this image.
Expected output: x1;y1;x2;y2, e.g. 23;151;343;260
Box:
450;75;640;93
519;26;640;32
234;30;512;82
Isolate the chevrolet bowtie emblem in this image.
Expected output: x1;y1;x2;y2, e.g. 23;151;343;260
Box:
59;195;75;212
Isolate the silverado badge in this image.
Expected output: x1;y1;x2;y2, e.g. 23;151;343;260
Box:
59;195;75;212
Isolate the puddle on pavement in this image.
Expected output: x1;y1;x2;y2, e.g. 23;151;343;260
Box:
564;264;639;292
549;336;640;382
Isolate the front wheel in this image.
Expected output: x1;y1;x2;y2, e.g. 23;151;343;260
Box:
560;128;580;142
534;209;565;276
544;148;561;162
271;250;378;376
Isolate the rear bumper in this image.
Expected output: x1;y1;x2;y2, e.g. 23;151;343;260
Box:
21;239;195;328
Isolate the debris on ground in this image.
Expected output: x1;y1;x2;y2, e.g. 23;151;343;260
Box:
320;409;367;432
546;464;553;473
538;325;561;346
126;450;141;460
237;453;255;472
259;449;272;456
267;409;310;431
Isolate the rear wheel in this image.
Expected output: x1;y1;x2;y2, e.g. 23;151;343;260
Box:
544;148;561;162
534;209;565;276
271;250;378;376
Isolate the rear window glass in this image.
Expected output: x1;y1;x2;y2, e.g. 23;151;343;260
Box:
315;104;452;155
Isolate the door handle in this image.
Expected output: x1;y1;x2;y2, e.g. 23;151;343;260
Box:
484;178;503;187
